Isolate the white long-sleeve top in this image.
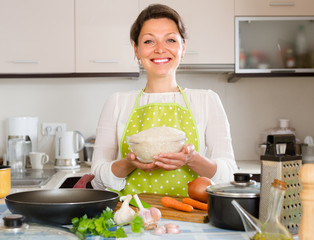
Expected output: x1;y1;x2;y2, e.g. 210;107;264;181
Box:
91;88;238;190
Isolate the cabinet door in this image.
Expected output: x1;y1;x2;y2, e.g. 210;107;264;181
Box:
139;0;234;64
0;0;75;73
76;0;139;73
235;0;314;16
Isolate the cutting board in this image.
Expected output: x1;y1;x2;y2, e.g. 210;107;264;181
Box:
114;193;208;223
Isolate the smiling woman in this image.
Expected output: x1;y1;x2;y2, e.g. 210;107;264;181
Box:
91;4;238;196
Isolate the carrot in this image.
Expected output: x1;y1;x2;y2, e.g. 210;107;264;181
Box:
161;196;193;212
182;197;208;211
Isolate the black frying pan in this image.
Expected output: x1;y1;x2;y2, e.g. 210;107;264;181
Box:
5;189;119;225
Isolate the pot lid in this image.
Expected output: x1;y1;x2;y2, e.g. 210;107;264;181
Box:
206;173;260;198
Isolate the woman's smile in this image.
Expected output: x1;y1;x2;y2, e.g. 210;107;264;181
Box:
151;57;172;64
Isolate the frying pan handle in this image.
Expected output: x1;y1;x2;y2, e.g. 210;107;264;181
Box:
73;174;95;188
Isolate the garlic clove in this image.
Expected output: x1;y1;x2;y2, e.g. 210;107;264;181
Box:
164;223;179;229
164;223;181;234
166;227;181;234
153;226;166;235
150;207;162;222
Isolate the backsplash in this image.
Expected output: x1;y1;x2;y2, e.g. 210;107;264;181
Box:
0;73;314;161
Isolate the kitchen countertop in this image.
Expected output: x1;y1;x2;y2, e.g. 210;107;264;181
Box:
0;202;249;240
0;203;299;240
0;164;91;204
236;160;261;174
0;160;261;205
0;160;299;239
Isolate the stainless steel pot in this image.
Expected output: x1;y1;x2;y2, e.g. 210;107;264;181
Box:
206;173;260;231
5;189;119;225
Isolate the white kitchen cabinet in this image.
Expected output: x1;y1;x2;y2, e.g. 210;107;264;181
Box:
139;0;234;65
235;0;314;16
0;0;75;74
75;0;139;73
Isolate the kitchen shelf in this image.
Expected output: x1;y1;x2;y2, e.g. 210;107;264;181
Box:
228;72;314;82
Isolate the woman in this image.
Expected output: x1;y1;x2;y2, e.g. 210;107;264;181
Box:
91;4;238;196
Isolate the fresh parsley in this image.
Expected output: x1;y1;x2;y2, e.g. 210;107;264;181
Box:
71;207;144;239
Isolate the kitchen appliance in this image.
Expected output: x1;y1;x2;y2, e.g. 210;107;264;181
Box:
55;131;85;169
83;136;95;166
5;117;38;172
260;134;302;235
5;189;119;225
206;173;260;231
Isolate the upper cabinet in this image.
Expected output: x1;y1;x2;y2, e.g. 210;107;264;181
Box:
0;0;235;75
75;0;139;73
235;17;314;74
0;0;75;74
235;0;314;16
139;0;234;65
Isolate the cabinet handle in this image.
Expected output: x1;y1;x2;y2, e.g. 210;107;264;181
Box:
13;60;39;64
269;2;295;6
93;59;119;63
270;70;296;73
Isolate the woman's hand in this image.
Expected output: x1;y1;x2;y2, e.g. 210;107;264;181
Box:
152;144;196;171
127;152;160;172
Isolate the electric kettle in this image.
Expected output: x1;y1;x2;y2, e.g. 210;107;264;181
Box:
55;131;85;169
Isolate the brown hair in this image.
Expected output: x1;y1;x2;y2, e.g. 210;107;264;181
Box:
130;4;186;46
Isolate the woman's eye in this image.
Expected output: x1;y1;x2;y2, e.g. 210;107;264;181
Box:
168;39;176;43
144;40;153;44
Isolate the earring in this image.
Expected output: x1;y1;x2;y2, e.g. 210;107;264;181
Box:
137;58;142;65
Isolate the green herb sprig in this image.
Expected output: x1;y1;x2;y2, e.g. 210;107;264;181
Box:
71;207;144;239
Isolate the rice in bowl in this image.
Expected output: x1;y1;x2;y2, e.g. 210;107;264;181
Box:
127;127;186;163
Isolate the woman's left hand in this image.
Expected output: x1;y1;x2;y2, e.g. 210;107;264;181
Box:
153;144;196;171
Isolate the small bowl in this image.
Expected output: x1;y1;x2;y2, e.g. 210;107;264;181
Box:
126;127;186;163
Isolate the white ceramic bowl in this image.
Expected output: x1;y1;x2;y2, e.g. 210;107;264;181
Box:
126;127;186;163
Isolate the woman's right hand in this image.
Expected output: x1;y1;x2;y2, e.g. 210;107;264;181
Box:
127;152;160;172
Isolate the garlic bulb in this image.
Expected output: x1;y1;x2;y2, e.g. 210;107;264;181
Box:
133;194;161;230
114;194;135;225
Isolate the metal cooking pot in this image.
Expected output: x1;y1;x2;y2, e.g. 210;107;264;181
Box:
5;189;119;225
206;173;260;231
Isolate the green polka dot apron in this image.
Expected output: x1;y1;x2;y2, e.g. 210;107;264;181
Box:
120;86;200;196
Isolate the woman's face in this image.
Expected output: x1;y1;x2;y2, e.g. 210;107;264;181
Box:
134;18;185;78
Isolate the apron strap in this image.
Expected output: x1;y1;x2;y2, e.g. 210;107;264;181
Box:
178;85;191;111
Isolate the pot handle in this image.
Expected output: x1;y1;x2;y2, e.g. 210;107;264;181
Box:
73;174;95;188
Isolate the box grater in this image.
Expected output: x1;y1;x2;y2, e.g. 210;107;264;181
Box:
260;134;302;235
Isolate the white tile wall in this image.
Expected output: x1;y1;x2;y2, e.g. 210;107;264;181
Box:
1;73;313;162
